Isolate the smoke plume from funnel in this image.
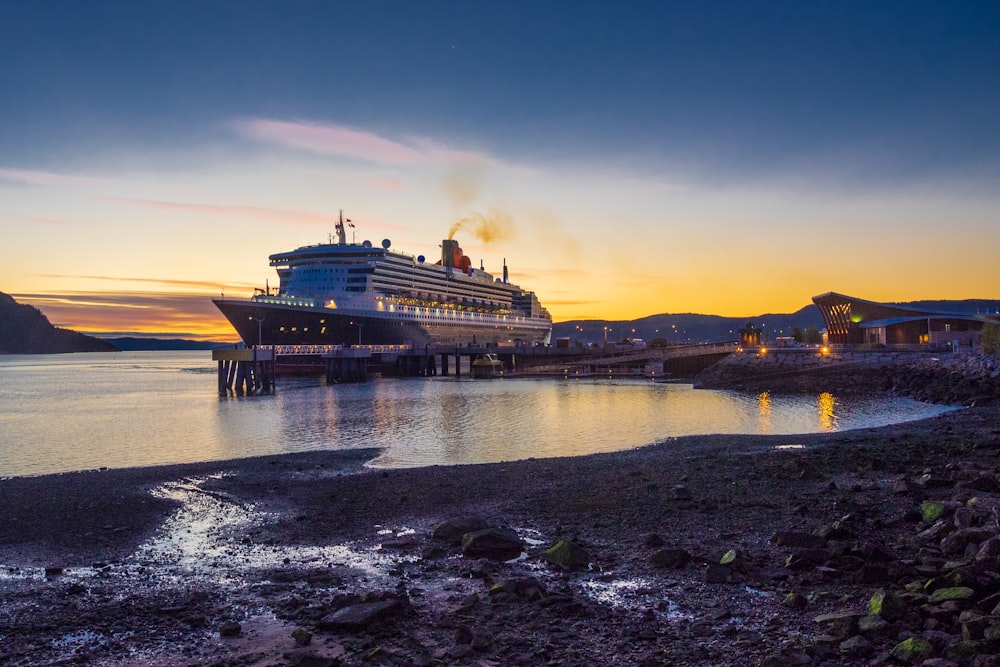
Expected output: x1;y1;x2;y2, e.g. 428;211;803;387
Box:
447;211;516;245
444;163;483;210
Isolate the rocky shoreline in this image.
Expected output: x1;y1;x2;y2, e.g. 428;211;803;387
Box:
4;368;1000;665
694;351;1000;406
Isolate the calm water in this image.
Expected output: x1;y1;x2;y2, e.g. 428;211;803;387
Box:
0;351;955;478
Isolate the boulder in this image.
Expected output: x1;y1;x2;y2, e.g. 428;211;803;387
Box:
432;517;489;545
317;598;403;630
461;527;523;560
869;588;907;621
651;548;691;569
890;636;933;663
543;539;591;571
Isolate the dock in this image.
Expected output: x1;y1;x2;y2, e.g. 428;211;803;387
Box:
212;348;276;395
212;342;738;395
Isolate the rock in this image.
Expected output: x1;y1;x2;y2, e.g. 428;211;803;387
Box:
785;548;829;569
720;549;747;573
650;548;691;569
461;527;523;560
433;517;488;545
489;577;546;602
814;611;860;639
857;615;889;634
291;628;312;646
921;501;950;523
927;587;975;604
839;634;872;656
380;534;419;550
704;564;733;584
890;636;933;663
975;536;1000;563
543;539;591;571
869;588;906;621
219;621;241;637
317;598;403;630
771;530;826;549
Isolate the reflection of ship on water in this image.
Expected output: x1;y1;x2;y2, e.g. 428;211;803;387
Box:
471;353;505;378
214;213;552;348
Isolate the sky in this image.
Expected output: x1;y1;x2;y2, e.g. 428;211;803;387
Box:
1;1;999;340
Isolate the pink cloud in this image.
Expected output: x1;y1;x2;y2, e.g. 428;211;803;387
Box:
234;118;424;165
363;176;404;191
232;118;491;168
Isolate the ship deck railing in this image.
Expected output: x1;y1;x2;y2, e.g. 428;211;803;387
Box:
250;344;415;356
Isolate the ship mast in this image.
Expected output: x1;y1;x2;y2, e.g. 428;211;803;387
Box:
334;210;348;245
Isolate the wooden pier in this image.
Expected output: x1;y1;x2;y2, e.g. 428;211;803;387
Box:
212;342;738;394
212;348;275;395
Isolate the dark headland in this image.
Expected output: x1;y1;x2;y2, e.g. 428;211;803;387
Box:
3;356;1000;665
0;292;116;354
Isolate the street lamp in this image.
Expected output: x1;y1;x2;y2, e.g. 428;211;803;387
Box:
252;317;264;347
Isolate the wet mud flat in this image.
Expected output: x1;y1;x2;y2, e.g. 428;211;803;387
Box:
3;407;1000;666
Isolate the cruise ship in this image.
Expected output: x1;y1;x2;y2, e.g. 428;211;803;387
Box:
213;215;552;347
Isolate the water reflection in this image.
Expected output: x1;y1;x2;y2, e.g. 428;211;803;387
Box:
0;352;959;477
817;392;836;432
757;391;772;433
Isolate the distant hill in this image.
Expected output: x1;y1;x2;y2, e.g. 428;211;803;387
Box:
552;299;1000;345
0;292;118;354
104;337;235;351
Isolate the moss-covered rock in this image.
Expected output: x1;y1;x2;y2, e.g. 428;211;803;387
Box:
890;636;933;663
869;588;906;621
920;500;948;523
543;539;591;571
927;586;975;604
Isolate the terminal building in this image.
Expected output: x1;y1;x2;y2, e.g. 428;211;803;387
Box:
812;292;1000;350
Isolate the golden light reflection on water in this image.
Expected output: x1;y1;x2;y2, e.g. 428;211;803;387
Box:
817;392;836;431
0;352;959;476
757;391;772;433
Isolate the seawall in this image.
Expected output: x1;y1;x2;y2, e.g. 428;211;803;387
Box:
693;348;1000;406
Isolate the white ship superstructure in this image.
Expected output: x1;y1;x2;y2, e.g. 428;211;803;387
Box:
213;215;552;347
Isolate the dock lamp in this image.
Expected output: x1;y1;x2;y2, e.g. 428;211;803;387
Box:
251;317;264;347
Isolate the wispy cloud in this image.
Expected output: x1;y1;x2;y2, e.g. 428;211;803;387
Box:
101;196;337;226
232;117;485;166
34;275;258;291
0;168;101;187
12;291;237;339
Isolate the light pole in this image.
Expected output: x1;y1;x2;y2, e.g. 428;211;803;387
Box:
252;317;264;347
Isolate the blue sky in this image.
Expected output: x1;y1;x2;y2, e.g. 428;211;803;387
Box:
2;1;998;337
